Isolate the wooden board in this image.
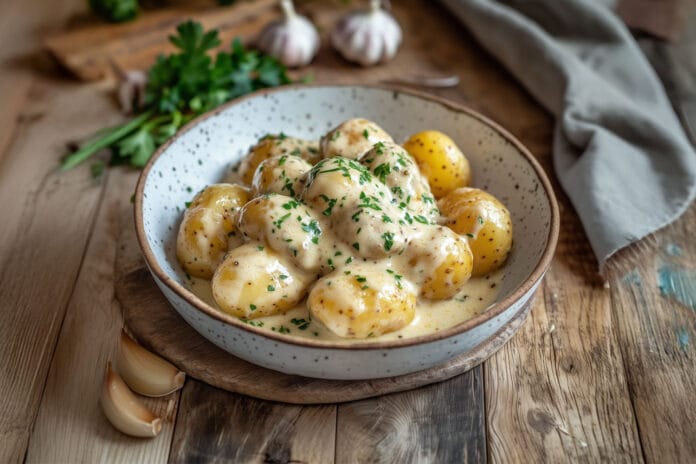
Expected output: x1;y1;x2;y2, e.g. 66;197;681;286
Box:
116;260;532;404
114;199;532;404
45;0;278;81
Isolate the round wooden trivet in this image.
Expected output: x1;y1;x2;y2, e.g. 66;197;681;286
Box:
114;228;530;404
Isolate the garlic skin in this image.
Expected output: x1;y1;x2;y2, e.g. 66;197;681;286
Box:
331;0;402;66
257;0;319;68
117;329;185;397
100;362;162;438
117;70;147;114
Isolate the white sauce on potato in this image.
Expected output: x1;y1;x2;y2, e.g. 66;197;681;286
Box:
186;270;500;343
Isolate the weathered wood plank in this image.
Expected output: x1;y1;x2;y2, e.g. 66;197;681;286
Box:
485;259;643;462
0;78;121;463
605;205;696;463
25;168;179;463
168;380;336;464
335;369;486;464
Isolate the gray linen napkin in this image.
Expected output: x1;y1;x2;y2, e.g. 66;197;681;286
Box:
439;0;696;270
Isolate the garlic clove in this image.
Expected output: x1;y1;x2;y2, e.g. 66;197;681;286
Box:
117;69;147;114
257;0;319;68
100;362;162;438
331;0;402;66
117;329;185;397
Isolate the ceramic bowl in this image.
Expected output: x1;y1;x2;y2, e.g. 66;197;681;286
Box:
135;85;559;380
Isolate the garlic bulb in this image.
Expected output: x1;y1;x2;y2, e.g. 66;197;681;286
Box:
257;0;319;68
331;0;402;66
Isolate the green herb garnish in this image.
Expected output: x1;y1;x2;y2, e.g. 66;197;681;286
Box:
61;21;292;172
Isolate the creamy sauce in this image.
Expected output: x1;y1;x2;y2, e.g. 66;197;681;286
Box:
177;119;510;342
186;270;500;343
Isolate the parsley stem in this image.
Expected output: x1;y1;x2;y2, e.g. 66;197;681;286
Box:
60;110;154;171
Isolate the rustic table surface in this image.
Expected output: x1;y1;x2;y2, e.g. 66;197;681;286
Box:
1;0;695;462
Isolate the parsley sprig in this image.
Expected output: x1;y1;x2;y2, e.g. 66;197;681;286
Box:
61;20;292;172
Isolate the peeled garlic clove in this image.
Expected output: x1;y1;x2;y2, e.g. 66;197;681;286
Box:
331;0;402;66
117;329;185;397
257;0;319;67
117;69;147;114
100;362;162;438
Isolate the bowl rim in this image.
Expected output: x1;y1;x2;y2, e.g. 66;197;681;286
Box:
134;83;559;351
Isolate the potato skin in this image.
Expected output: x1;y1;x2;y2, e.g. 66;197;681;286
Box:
408;227;474;300
402;130;471;198
176;183;250;279
212;244;313;318
308;264;416;338
238;135;320;186
438;187;513;276
320;118;393;160
251;154;312;198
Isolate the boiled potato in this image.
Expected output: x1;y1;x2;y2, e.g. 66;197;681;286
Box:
359;141;439;219
236;194;347;275
438;187;512;276
237;134;320;185
308;263;416;338
301;157;406;259
402;130;471;198
251;154;312;197
176;183;250;279
212;243;313;318
320;118;393;160
405;226;473;299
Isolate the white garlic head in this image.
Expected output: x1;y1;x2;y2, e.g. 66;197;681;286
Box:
331;0;402;66
257;0;319;68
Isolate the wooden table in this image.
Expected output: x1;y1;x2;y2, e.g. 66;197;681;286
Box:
1;1;695;462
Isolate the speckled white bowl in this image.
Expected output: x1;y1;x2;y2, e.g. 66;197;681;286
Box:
135;85;558;380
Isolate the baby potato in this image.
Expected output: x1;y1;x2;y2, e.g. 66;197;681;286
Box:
438;187;513;276
402;130;471;198
237;194;344;275
176;183;250;279
320;118;394;160
212;243;313;319
308;263;416;338
359;141;439;219
238;134;320;185
251;154;312;197
405;226;473;299
300;157;386;212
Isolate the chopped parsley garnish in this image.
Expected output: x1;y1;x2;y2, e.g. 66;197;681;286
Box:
257;245;264;251
249;304;257;311
381;232;394;251
267;285;276;292
240;318;263;327
279;274;289;280
362;129;369;139
413;215;430;224
352;242;360;251
273;212;291;228
382;215;392;223
466;233;475;238
373;163;391;184
282;199;300;210
278;325;291;334
290;318;311;330
301;219;321;244
355;275;367;283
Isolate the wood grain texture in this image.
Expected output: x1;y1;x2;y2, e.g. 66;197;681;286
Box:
45;0;277;81
604;206;696;463
0;79;121;463
168;380;336;464
26;169;179;463
335;369;486;464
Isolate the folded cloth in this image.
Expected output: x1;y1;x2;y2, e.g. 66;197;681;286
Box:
440;0;696;270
